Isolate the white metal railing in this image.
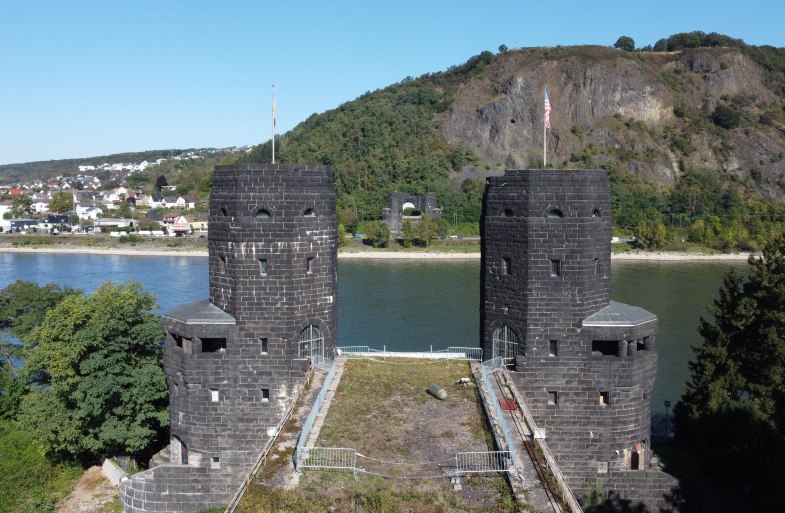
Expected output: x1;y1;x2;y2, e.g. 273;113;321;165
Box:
434;346;483;361
480;358;518;469
335;345;370;358
298;447;357;470
455;451;513;475
336;346;482;361
294;358;336;471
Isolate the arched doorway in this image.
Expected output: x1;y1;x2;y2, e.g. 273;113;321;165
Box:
492;325;519;368
631;440;647;470
299;325;324;360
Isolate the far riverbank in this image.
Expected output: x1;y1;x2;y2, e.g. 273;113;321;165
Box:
0;244;756;261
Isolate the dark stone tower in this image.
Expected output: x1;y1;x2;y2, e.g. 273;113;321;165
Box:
481;169;669;507
121;163;337;512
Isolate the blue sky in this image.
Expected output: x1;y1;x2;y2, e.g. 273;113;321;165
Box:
1;0;783;166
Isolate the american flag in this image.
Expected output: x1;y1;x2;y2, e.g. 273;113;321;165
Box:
544;87;552;129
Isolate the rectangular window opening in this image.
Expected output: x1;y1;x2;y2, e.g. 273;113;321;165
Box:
548;340;558;357
637;339;646;351
201;338;226;353
594;258;600;275
600;391;610;406
592;340;617;356
261;388;270;403
260;337;269;355
210;389;219;402
211;456;220;469
502;257;511;275
172;333;183;348
550;259;561;277
259;258;268;276
306;256;315;274
218;255;226;274
547;391;559;405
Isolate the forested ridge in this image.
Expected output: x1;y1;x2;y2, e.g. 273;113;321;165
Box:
6;32;785;251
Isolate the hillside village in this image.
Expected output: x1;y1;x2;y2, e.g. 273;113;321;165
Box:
0;148;253;236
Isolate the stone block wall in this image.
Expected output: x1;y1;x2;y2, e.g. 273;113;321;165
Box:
121;164;337;512
481;169;676;508
382;191;441;234
481;169;611;360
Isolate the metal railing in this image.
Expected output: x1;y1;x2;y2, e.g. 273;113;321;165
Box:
480;358;517;470
294;358;336;472
434;346;483;361
298;447;357;470
336;345;482;361
455;451;513;475
335;345;370;358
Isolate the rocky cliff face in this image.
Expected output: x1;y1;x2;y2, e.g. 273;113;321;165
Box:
441;46;785;196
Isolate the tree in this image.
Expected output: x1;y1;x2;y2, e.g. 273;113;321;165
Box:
498;44;509;53
48;191;74;214
633;215;667;249
18;281;169;461
155;175;168;192
613;36;635;52
400;220;416;248
116;201;133;219
674;236;785;511
0;280;80;340
416;214;440;247
0;341;26;419
365;220;390;248
337;206;358;235
9;195;32;218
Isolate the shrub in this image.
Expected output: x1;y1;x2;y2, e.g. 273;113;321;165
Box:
712;104;741;129
365;221;390;248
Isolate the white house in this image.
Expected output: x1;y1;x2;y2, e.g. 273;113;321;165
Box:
32;201;50;213
76;205;102;220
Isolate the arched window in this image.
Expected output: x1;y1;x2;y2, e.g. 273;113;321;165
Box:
220;206;228;217
492;325;519;364
303;208;316;217
504;208;515;217
592;208;601;217
299;325;324;359
546;207;563;218
256;208;271;219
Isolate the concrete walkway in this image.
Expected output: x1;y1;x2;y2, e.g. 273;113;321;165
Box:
471;362;561;513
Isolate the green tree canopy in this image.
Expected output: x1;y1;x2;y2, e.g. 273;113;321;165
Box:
400;219;416;248
48;191;73;214
613;36;635;51
365;220;391;248
155;175;168;192
674;236;785;511
18;281;168;462
0;280;80;340
9;196;32;219
416;214;440;247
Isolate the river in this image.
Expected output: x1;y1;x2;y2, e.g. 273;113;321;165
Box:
0;252;747;416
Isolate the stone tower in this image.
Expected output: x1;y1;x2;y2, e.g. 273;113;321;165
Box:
481;169;668;505
120;163;337;512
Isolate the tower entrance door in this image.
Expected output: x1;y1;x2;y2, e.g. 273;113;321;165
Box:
492;325;518;368
299;325;325;360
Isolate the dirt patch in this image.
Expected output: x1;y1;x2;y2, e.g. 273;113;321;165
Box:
57;466;119;513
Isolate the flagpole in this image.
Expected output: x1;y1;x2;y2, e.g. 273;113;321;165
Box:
271;85;276;164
